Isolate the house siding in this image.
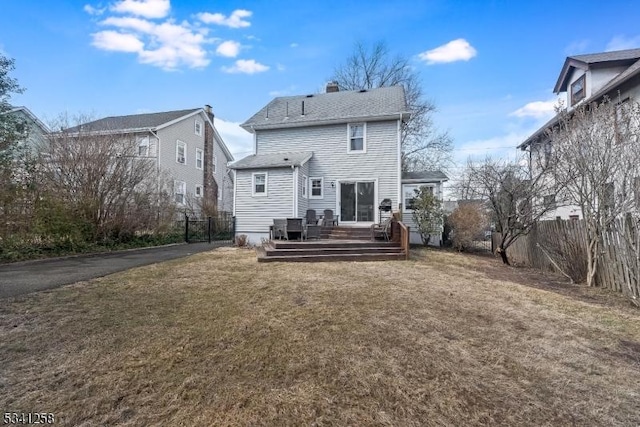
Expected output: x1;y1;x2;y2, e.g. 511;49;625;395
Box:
235;168;293;244
256;120;400;219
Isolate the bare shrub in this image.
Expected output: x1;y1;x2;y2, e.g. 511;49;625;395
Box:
235;234;248;247
449;203;487;251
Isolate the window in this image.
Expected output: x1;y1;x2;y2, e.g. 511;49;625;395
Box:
252;172;267;196
196;148;203;170
302;175;308;198
604;182;615;210
137;136;149;157
174;180;186;204
176;140;186;164
195;184;203;198
571;74;586;105
543;194;556;209
348;123;366;152
195;120;203;136
543;140;552;166
310;177;323;199
212;154;217;174
404;185;434;211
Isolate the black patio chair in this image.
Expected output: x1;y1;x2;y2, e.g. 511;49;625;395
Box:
322;209;338;227
272;218;287;240
286;218;304;240
305;209;319;225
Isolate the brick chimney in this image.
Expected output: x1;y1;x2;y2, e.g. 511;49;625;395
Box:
326;81;339;93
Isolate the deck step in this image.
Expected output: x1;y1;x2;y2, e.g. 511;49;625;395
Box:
264;247;403;256
257;252;405;263
271;240;396;249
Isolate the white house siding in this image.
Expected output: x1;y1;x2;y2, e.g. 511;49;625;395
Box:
256;120;400;220
235;168;293;244
402;182;444;246
297;162;309;218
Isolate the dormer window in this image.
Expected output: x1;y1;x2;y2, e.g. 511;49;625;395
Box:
571;74;586;105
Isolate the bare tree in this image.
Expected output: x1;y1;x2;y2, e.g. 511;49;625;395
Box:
548;97;640;286
331;41;453;170
460;158;557;265
40;114;159;241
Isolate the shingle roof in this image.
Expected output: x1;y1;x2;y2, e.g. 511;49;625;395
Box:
402;170;448;182
228;151;313;170
65;108;200;132
241;86;408;131
569;48;640;64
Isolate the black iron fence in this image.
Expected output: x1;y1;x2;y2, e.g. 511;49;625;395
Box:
175;212;235;243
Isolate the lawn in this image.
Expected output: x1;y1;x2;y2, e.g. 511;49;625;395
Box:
1;247;639;426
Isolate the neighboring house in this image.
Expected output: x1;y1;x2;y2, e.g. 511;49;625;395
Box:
230;84;410;244
518;47;640;220
65;106;234;213
4;106;50;151
401;170;448;245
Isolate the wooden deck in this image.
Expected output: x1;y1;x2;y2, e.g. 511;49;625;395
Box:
257;226;406;262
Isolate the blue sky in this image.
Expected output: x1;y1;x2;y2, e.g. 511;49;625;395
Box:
3;0;640;179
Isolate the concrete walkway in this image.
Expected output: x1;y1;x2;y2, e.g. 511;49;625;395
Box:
0;242;228;298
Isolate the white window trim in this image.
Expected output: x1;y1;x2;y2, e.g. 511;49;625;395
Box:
174;180;186;205
302;175;308;199
195;148;203;170
252;172;268;197
347;123;367;153
212;154;217;174
309;177;324;199
137;136;150;157
176;140;186;164
195;119;203;136
195;184;203;198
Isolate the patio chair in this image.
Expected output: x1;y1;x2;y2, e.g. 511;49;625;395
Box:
272;218;287;240
305;224;321;240
286;218;304;240
305;209;319;225
371;216;392;241
323;209;338;227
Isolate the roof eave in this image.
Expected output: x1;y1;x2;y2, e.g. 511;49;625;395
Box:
243;112;411;131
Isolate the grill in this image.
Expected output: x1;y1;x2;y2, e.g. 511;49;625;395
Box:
378;198;393;223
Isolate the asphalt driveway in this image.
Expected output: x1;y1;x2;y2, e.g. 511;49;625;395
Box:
0;242;228;298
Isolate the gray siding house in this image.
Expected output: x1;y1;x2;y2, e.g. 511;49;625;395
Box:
230;84;410;243
67;106;234;213
4;106;50;151
518;48;640;219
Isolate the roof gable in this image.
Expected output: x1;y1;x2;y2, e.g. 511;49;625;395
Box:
554;48;640;93
241;86;409;132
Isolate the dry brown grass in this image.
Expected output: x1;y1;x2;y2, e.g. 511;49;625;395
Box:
1;247;640;426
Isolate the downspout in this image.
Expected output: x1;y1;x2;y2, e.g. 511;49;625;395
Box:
293;165;298;217
397;114;402;213
252;126;257;155
149;128;161;221
232;169;237;217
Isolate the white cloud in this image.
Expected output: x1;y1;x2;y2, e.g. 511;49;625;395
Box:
215;118;253;158
222;59;269;74
94;15;211;69
84;4;105;15
509;98;560;119
197;9;252;28
606;35;640;52
290;43;298;48
418;38;477;64
110;0;170;19
92;30;144;52
216;40;241;58
268;85;297;97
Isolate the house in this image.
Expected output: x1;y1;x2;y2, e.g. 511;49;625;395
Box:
401;170;448;245
3;106;50;151
230;83;410;244
64;106;234;213
518;47;640;219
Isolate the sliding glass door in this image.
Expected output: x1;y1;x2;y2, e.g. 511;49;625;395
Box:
340;181;375;223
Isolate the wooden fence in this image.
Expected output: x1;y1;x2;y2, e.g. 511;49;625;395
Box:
493;218;640;298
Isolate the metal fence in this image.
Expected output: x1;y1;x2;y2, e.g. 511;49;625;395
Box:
175;212;235;243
